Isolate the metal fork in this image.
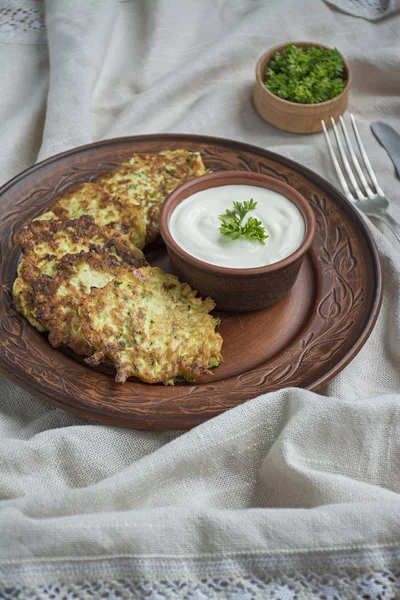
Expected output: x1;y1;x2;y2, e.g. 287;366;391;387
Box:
322;114;400;244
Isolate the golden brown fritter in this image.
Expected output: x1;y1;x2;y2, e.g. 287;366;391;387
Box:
17;214;146;271
32;250;129;355
13;257;48;331
13;216;146;331
46;182;147;249
97;150;208;243
12;148;223;385
80;265;222;384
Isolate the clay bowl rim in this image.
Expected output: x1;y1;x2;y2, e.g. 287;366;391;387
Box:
255;40;352;109
159;170;316;278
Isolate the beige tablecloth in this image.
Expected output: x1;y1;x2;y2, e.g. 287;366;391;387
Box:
1;1;400;598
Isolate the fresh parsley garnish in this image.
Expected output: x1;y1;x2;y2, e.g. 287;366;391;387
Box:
265;44;346;104
218;199;268;244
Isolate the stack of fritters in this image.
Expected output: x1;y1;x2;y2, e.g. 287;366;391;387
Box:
13;149;223;384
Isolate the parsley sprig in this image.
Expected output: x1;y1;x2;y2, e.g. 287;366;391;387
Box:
265;44;346;104
218;199;268;245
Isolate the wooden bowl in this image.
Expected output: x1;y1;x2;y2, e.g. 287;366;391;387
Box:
253;41;352;134
159;171;316;312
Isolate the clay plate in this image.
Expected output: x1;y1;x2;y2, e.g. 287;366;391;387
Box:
0;135;382;429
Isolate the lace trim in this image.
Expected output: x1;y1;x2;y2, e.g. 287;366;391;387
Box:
1;569;400;599
0;0;45;44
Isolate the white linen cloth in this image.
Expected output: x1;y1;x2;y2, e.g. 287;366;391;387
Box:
324;0;400;20
1;0;400;597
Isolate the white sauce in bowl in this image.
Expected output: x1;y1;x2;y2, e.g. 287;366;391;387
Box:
168;184;305;269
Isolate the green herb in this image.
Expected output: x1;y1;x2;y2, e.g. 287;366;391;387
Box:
114;280;122;287
218;199;268;244
165;168;180;179
265;44;346;104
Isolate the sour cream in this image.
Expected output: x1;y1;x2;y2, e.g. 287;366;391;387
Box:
168;184;305;269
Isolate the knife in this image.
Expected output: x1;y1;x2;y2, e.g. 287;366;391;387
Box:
371;121;400;179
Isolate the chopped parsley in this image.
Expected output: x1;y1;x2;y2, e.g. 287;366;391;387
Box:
265;44;346;104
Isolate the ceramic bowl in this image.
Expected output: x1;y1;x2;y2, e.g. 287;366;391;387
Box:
253;41;352;134
159;171;316;312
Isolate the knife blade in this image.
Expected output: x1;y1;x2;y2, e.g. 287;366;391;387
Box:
371;121;400;179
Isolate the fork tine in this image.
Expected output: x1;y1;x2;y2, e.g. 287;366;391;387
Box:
338;115;374;200
321;120;354;202
330;117;366;200
350;114;385;196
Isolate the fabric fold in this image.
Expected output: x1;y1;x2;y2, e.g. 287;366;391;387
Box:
38;0;118;160
324;0;400;21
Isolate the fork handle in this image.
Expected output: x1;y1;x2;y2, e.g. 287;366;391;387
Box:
378;213;400;244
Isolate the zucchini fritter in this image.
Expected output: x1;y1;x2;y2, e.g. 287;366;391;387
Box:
17;214;146;272
12;148;223;385
46;182;147;249
32;250;128;355
13;216;146;332
80;266;222;384
97;150;208;243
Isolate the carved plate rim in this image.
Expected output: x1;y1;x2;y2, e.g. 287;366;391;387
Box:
0;134;383;429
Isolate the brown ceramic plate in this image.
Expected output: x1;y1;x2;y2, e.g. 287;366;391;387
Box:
0;135;382;429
